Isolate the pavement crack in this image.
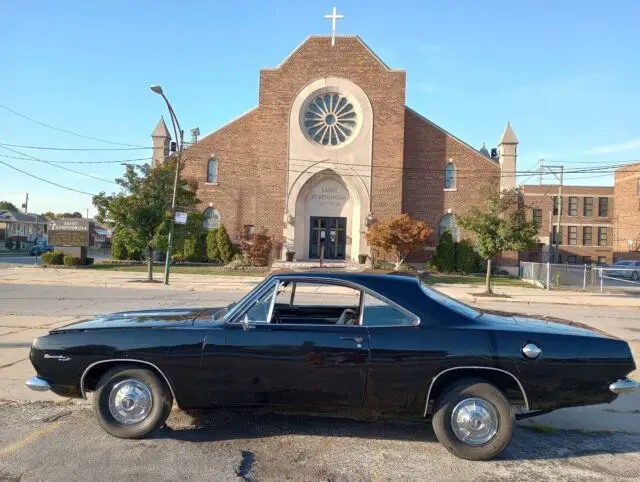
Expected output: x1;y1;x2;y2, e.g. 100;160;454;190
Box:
41;410;73;423
235;450;255;481
0;358;29;370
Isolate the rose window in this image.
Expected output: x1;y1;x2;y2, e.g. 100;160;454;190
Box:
303;94;357;146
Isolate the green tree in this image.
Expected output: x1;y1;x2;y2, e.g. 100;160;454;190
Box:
216;224;233;263
93;159;198;281
42;211;56;219
455;239;480;274
206;228;219;261
432;230;456;272
182;212;205;261
457;188;539;293
0;201;19;211
111;231;128;260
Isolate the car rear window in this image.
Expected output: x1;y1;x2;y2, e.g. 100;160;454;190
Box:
419;281;480;319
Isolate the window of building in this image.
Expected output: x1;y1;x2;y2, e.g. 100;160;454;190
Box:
203;207;221;229
583;197;593;216
207;159;218;184
582;256;592;265
598;227;607;246
567;255;577;264
533;209;542;226
597;256;607;265
551;225;562;245
444;163;456;189
568;197;578;216
568;226;577;245
438;214;458;240
552;196;561;215
598;197;608;217
583;226;592;246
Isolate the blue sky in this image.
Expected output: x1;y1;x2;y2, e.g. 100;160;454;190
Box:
1;0;639;216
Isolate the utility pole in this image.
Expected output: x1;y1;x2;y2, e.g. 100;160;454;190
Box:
22;193;29;213
542;165;564;263
539;159;544;186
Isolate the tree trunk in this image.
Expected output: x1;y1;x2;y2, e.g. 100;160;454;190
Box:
147;248;153;282
485;258;492;293
394;253;405;271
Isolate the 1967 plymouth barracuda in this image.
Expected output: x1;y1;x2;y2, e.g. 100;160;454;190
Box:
26;272;639;460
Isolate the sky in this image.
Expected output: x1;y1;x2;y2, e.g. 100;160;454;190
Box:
1;0;639;216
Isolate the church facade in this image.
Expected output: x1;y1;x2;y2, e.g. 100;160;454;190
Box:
151;36;518;262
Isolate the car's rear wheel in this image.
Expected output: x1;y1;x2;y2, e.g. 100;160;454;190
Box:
93;365;173;439
632;271;639;281
432;378;513;461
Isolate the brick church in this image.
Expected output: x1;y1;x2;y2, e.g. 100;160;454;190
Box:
151;35;519;263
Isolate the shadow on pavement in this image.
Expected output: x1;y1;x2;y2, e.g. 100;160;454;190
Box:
155;408;640;461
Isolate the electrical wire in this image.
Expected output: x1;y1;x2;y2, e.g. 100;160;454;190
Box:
0;159;95;196
0;103;144;147
0;153;151;164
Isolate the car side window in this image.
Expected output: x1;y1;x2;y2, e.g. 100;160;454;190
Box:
242;283;277;322
361;292;417;327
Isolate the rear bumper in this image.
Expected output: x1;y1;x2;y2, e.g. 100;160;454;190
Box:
609;378;640;394
25;376;51;392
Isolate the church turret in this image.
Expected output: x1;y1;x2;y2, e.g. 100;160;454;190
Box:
151;116;171;167
498;122;518;191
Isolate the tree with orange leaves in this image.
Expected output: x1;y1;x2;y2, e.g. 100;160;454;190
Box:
366;213;432;269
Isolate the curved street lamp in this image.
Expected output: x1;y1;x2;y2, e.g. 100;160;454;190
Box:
150;85;184;285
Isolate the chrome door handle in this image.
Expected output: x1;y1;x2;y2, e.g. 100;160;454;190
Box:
340;336;364;343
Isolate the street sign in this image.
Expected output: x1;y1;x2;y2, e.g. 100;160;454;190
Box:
174;212;187;225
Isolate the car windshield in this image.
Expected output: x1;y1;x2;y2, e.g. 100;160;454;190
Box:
614;261;631;266
419;281;481;319
221;277;272;321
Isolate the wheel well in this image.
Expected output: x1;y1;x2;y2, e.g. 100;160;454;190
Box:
81;360;175;401
425;368;528;415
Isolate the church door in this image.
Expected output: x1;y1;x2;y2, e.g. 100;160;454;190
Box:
309;217;346;260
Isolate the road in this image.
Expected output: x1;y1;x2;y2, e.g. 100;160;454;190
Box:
1;283;640;480
0;255;40;265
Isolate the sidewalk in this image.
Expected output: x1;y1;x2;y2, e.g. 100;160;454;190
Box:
2;266;640;308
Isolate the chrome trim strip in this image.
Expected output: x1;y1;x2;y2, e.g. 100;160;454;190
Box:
25;376;51;392
609;378;640;394
79;359;179;406
423;366;530;417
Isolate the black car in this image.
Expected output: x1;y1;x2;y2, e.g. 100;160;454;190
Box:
26;272;639;460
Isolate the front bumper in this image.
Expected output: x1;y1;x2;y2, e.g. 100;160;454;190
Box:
609;378;640;394
25;376;51;392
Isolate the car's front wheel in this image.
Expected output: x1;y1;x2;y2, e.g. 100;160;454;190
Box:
93;365;173;439
432;378;513;460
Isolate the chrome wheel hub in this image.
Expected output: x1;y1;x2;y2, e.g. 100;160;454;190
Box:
108;379;153;425
451;397;499;445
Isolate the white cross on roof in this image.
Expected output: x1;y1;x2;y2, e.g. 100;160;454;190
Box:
324;6;344;47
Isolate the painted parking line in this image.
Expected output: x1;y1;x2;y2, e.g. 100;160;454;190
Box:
0;421;62;458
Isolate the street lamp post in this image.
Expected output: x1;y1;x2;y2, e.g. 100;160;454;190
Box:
150;85;183;286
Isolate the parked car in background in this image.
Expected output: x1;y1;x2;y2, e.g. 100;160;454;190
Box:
30;244;54;256
26;273;639;460
609;260;640;281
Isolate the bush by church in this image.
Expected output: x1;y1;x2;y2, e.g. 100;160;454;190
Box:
430;232;482;274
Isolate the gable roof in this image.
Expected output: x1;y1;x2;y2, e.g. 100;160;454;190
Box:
406;107;499;167
0;210;49;223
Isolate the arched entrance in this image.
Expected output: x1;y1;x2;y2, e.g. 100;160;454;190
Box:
288;169;365;261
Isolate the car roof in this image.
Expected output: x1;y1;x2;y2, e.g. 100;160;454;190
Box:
269;272;448;322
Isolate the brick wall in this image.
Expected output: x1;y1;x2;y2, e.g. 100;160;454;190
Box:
614;162;640;255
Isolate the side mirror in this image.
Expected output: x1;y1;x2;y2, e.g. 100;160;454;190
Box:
240;314;254;331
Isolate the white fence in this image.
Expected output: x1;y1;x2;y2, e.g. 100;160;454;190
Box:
520;261;640;292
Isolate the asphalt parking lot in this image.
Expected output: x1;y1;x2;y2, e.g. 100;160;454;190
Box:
2;401;640;481
1;281;639;480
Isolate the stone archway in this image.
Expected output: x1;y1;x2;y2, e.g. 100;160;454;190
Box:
284;168;367;261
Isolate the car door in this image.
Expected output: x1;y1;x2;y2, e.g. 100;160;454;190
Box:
200;278;370;407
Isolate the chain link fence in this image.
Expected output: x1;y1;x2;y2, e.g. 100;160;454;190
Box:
520;261;640;293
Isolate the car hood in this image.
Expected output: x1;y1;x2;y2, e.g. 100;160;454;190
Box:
51;308;208;333
477;309;618;339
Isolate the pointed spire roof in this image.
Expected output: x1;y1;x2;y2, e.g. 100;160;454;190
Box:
479;141;490;157
499;121;518;144
151;116;171;139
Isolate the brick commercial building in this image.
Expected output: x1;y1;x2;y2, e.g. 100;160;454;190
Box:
613;162;640;259
152;36;518;263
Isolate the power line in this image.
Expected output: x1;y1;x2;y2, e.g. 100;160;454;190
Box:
0;103;144;147
0;146;117;185
0;142;146;151
0;153;151;164
0;159;95;196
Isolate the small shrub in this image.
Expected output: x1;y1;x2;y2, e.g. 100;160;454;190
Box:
184;237;204;262
216;224;233;263
455;239;481;274
432;231;456;273
171;254;185;263
111;233;128;260
63;255;82;266
85;257;95;266
240;229;273;267
5;239;14;250
42;250;64;265
206;228;219;261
